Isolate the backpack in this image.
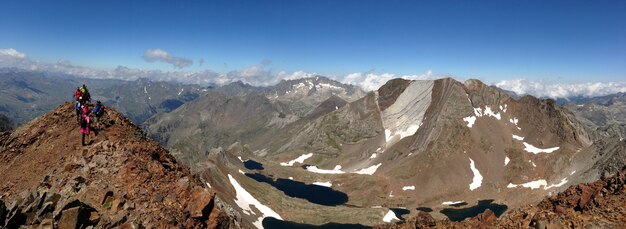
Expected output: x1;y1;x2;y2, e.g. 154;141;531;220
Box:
93;104;101;114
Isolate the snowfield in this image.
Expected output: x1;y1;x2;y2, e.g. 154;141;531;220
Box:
469;158;483;190
228;174;282;229
305;165;345;174
523;142;560;154
352;163;382;175
507;178;569;190
280;153;313;166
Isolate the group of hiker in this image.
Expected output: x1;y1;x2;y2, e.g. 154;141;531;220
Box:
73;84;105;146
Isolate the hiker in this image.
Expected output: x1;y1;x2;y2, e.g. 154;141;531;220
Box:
75;99;83;122
80;105;92;146
79;84;91;103
92;101;105;128
73;87;83;101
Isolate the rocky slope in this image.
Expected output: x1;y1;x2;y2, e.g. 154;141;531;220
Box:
563;92;626;141
0;102;238;228
379;166;626;228
144;76;366;167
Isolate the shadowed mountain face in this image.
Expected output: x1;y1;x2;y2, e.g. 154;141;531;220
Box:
144;77;624;227
0;103;237;228
0;114;12;132
0;68;206;125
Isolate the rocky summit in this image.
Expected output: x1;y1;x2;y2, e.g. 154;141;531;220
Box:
0;102;238;228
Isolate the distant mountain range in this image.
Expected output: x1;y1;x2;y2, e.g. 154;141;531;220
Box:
1;68;625;227
0;68;208;125
145;76;625;226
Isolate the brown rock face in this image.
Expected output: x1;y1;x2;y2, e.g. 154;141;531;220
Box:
188;187;214;219
0;103;238;228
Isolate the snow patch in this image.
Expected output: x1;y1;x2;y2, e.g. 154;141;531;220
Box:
500;104;508;113
570;170;576;175
237;156;244;162
206;182;212;188
504;156;510;166
508;178;569;190
544;178;568;189
402;186;415;191
383;210;400;222
469;158;483;190
288;177;293;180
483;106;502;120
442;201;465;205
523;142;560;154
370;153;377;159
144;86;147;94
507;180;547;189
512;134;524;141
335;106;338;110
305;165;345;174
280;153;313;166
312;181;332;187
509;117;521;130
352;163;382;175
238;169;245;174
228;174;282;228
463;116;477;128
531;161;537;167
178;88;184;95
464;106;502;127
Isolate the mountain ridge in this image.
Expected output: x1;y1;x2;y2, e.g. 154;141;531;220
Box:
0;102;238;228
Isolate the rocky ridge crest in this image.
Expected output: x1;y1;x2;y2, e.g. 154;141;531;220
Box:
0;102;238;228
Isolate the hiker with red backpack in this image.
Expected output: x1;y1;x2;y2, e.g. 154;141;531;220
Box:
79;105;92;146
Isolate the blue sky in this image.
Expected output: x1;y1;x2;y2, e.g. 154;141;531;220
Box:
1;0;625;86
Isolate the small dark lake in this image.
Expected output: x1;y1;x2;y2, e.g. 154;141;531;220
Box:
243;159;264;170
389;208;410;221
262;217;371;229
440;199;507;222
245;173;348;206
416;207;433;212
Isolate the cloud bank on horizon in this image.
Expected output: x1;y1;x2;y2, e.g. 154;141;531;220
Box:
1;48;624;98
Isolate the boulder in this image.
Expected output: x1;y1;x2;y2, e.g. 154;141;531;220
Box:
39;218;54;229
187;188;213;219
58;207;80;229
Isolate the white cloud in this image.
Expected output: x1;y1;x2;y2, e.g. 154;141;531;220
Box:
495;79;626;98
0;48;26;60
341;70;438;91
143;48;193;69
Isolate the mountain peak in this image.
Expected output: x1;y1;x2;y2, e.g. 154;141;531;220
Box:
0;102;235;228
